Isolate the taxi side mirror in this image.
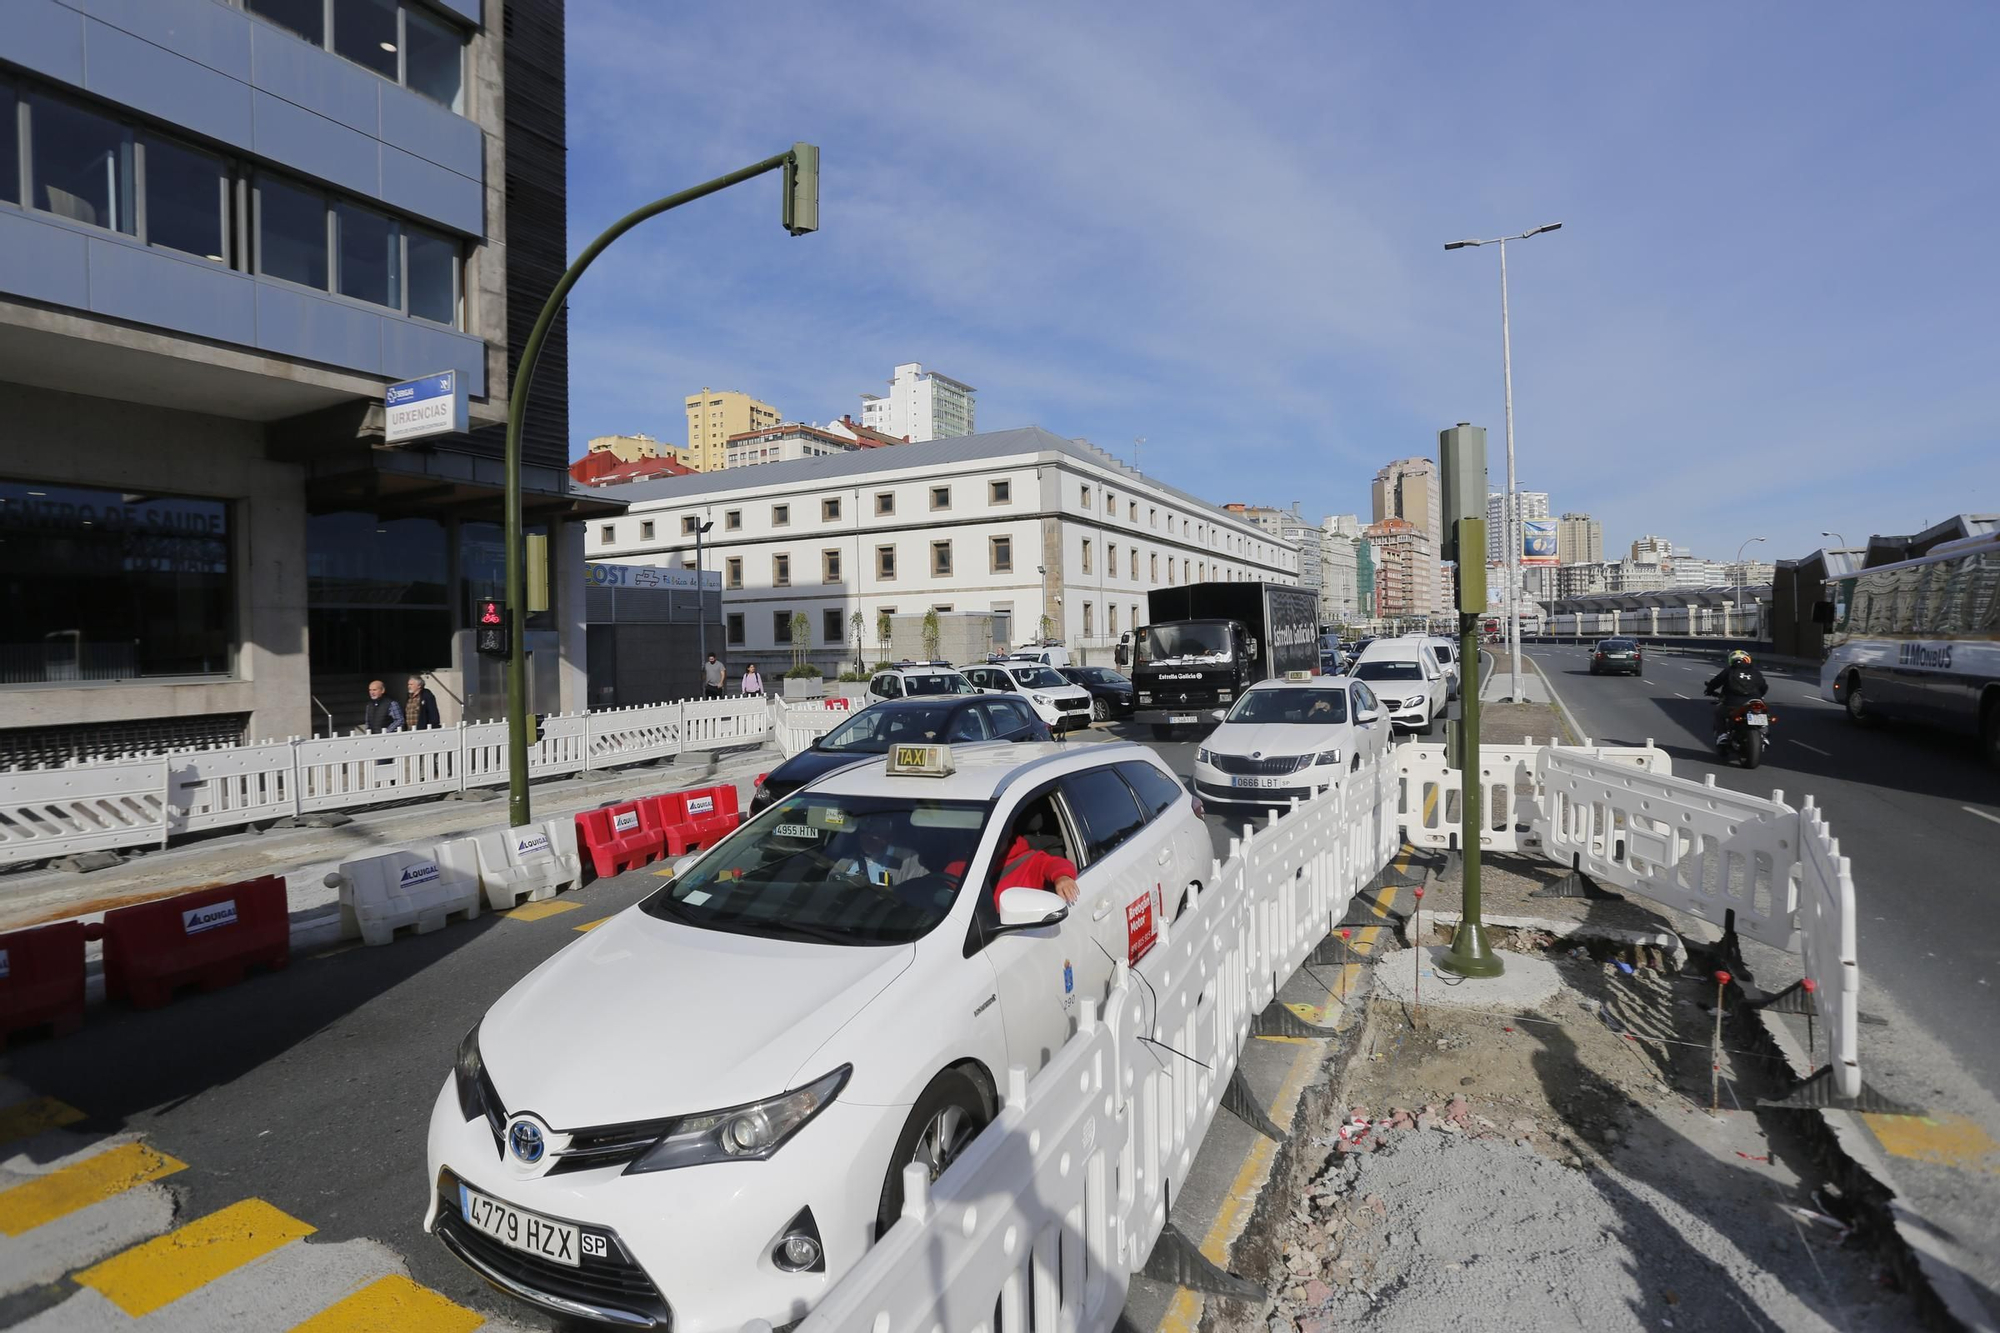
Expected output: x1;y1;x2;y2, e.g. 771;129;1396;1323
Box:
996;887;1069;930
1356;707;1380;725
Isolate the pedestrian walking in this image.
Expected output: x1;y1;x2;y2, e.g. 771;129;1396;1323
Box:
741;664;764;696
703;654;726;699
405;674;442;730
362;679;404;733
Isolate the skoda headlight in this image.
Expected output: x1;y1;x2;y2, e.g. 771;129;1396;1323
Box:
1315;748;1343;766
626;1066;850;1174
1197;747;1213;764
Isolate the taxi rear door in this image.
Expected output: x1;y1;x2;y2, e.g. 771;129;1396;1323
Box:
1057;766;1164;971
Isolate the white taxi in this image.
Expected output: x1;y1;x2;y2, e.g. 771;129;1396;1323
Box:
961;660;1094;732
425;741;1210;1331
1193;671;1389;808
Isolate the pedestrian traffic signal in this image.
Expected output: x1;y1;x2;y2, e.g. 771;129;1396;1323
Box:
783;142;819;236
476;599;509;657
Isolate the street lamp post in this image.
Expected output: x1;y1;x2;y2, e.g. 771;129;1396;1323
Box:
1820;530;1848;550
1445;223;1563;702
1734;535;1767;626
694;516;714;663
501;144;819;829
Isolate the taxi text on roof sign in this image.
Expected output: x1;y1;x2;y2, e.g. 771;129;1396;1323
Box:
1285;669;1314;681
887;744;954;777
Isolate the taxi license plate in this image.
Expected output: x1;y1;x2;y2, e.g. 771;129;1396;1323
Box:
1234;776;1283;789
459;1184;580;1267
1168;714;1197;724
1745;715;1769;727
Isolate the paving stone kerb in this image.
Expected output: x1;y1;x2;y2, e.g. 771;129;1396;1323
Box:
0;745;776;935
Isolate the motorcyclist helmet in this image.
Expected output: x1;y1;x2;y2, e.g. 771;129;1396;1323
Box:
1729;650;1751;665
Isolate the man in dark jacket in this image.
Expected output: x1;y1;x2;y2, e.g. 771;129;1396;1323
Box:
405;675;442;729
1704;650;1769;737
362;679;404;734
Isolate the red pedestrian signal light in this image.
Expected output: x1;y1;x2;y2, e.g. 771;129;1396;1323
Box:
475;599;509;656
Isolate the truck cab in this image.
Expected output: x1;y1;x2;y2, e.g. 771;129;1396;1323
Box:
1132;618;1254;738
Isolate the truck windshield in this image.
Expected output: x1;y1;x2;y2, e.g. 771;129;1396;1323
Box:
1143;623;1232;664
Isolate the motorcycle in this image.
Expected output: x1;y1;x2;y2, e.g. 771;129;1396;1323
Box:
1710;694;1775;768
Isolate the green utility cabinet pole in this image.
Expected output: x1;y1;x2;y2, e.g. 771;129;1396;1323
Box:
1437;420;1502;980
503;145;820;829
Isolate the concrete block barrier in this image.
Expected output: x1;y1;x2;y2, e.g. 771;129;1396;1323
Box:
327;850;482;946
441;818;582;910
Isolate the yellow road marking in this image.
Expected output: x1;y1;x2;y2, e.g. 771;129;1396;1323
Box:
289;1274;482;1333
0;1096;85;1147
1200;1136;1277;1264
0;1142;185;1236
573;917;613;933
78;1197;315;1316
505;899;584;922
1862;1113;2000;1173
1160;1287;1204;1333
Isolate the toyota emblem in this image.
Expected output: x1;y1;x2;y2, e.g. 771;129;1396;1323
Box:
507;1117;546;1165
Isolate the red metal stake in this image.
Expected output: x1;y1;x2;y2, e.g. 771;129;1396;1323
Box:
1802;977;1818;1074
1413;887;1426;1022
1338;929;1353;1002
1711;970;1732;1112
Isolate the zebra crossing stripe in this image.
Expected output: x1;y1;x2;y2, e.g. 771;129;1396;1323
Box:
0;1142;186;1236
287;1273;484;1333
75;1197;315;1316
0;1097;86;1148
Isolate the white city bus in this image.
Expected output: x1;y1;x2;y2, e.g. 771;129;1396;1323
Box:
1821;531;2000;765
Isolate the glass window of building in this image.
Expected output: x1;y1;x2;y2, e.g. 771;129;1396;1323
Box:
724;510;742;531
877;546;896;579
823;497;840;522
823;549;841;582
725;557;742;589
822;609;841;644
334;0;400;79
875;492;894;516
773;554;790;586
990;536;1012;573
929;486;950;510
334;200;399;307
403;4;464;109
258;176;328;289
727;613;745;645
143;137;228;262
772;611;789;644
772;504;790;527
406;226;457;324
0;481;232;682
989;480;1010;505
29;94;134;234
0;85;19;206
931;541;952;577
247;0;324;45
638;520;654;541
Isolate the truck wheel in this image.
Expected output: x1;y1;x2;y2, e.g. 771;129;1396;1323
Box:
1843;673;1870;725
876;1070;987;1238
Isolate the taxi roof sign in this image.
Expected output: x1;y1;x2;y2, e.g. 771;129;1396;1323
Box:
886;744;954;777
1284;669;1315;681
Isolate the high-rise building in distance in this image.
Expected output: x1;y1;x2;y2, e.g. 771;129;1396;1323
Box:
1557;513;1604;566
860;363;977;442
685;389;782;472
1486;490;1551;562
1372;458;1444;613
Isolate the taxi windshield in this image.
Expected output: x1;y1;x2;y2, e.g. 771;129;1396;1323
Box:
904;673;976;695
1355;660;1424;682
641;792;991;945
1226;688;1348;725
820;705;959;752
1012;666;1066;689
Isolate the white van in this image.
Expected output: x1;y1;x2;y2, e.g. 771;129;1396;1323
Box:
1350;640;1448;734
1413;634;1462;699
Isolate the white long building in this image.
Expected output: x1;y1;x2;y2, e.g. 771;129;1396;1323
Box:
587;427;1299;667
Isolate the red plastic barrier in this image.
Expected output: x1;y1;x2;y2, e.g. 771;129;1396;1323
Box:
94;877;291;1010
824;697;852;710
0;921;86;1046
574;800;668;879
654;785;742;856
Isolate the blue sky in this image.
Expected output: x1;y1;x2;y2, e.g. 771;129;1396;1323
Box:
562;2;1997;565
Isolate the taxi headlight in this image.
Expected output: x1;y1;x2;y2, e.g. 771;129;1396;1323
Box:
1196;746;1214;764
1315;748;1343;766
625;1065;850;1174
454;1021;506;1142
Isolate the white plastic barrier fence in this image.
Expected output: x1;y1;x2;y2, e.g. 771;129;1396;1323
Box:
1397;740;1671;853
795;751;1399;1333
439;818;581;910
327;848;483;946
0;757;170;864
775;700;849;758
0;696;774;866
1538;751;1800;952
1796;799;1861;1097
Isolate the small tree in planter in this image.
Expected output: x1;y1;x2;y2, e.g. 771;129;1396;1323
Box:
783;612;823;696
921;608;942;662
849;610;866;673
876;610;893;663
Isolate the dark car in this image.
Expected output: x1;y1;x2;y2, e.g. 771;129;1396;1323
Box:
1058;665;1135;722
749;694;1053;812
1590;637;1643;676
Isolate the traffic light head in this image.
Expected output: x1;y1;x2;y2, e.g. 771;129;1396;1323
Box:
475;599;509;656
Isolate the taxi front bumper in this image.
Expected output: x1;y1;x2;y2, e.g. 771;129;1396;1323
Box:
424;1078;903;1332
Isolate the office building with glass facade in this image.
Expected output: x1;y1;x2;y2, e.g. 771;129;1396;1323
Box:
0;0;608;763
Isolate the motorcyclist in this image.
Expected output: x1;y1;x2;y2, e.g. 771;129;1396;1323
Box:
1703;650;1769;739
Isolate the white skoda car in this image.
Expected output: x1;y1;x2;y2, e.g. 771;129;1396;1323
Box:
425;741;1210;1331
1192;673;1389;808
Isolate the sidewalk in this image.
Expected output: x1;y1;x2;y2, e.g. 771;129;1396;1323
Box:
0;744;776;941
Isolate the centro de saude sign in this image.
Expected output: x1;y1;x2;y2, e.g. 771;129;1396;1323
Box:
384;371;469;445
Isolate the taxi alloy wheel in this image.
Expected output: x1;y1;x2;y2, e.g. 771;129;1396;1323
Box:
877;1070;988;1236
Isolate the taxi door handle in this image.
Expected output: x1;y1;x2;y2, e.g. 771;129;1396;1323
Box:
1091;897;1112;921
1156;848;1171;866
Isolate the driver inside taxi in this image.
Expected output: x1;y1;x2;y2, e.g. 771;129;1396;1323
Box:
831;819;927;887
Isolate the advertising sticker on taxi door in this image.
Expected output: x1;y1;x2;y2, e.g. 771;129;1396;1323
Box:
1126;887;1160;964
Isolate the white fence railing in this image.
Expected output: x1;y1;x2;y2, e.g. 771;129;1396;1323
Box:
1396;739;1672;855
1796;798;1860;1097
775;700;851;758
0;697;770;867
794;748;1400;1333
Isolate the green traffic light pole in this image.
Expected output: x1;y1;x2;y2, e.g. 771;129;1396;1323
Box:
1437;515;1502;978
503;145;820;829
